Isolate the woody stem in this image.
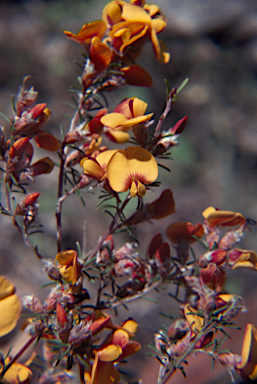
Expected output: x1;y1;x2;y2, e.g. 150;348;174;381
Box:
158;321;215;384
1;335;38;378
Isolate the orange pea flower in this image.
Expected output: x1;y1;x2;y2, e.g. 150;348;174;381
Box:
236;323;257;381
107;146;158;197
101;97;153;143
89;324;140;384
202;206;246;228
55;250;81;285
0;357;32;384
103;0;170;63
64;20;106;50
227;249;257;270
81;149;119;180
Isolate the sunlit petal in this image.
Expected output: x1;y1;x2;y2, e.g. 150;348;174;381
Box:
59;266;73;283
64;21;106;44
130;97;147;117
107;147;158;195
2;357;32;384
238;324;257;369
0;294;22;337
81;158;105;179
203;207;246;228
55;250;76;266
184;304;204;333
0;276;15;300
96;149;119;171
122;3;151;23
151;28;170;63
151;18;166;33
105;129;130;143
121;114;153;128
122;319;138;334
102;1;122;26
101;113;128;128
97;345;122;362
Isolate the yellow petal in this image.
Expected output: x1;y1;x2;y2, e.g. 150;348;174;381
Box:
0;276;15;300
131;97;147;117
102;1;122;26
107;147;158;193
144;4;160;17
0;294;22;337
101;113;128;128
238;324;257;368
84;372;91;384
130;180;138;197
217;294;234;303
2;359;32;384
97;345;122;362
60;266;73;283
125;147;158;183
110;21;148;53
122;319;138;334
121;113;153;128
105;129;130;143
81;158;105;179
96;149;119;171
137;180;146;196
107;150;128;192
184;304;204;333
64;21;106;44
202;206;216;217
151;28;170;63
151;18;166;34
114;28;131;44
122;3;151;23
202;206;246;228
55;250;76;266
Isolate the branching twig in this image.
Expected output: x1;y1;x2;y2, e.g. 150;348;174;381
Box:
157;321;216;384
0;335;38;378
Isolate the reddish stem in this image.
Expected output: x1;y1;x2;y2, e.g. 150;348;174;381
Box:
1;335;38;378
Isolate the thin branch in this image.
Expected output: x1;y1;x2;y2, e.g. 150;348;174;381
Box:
1;335;38;378
106;279;163;309
157;321;216;384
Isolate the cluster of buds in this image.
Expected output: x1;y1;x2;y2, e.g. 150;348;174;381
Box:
1;78;59;219
21;283;140;384
151;207;257;382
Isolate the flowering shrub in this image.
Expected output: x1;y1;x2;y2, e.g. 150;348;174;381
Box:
0;1;256;384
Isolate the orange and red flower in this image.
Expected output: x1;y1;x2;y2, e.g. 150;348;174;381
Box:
107;146;158;197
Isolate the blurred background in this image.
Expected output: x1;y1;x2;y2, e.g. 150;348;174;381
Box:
1;0;257;383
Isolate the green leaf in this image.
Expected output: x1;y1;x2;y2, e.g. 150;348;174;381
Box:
0;111;11;123
177;78;189;93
